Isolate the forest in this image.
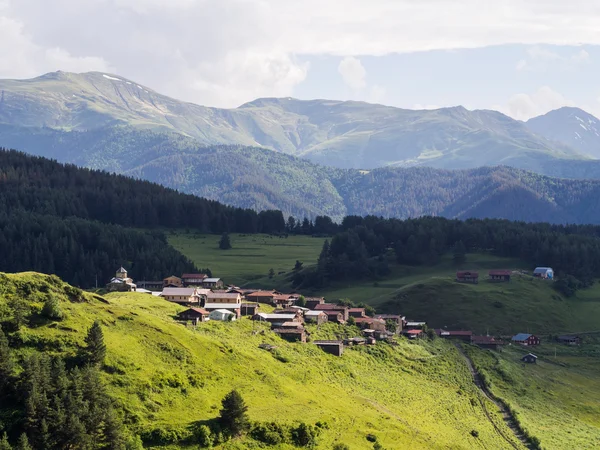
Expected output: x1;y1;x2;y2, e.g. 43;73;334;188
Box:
293;216;600;290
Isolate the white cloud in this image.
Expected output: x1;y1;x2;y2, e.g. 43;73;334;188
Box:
3;0;600;106
504;86;575;120
516;45;591;72
338;56;366;90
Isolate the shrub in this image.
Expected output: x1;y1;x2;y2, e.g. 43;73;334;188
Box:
470;430;479;438
41;296;64;320
366;434;377;442
250;422;289;445
195;425;213;447
291;422;319;447
333;444;350;450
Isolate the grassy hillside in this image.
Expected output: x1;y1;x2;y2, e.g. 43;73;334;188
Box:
0;272;525;449
466;341;600;450
167;233;326;287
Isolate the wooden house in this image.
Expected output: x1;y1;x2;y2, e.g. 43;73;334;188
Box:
304;310;328;325
511;333;540;346
160;287;201;305
521;353;537;364
181;273;208;287
375;314;404;334
314;340;344;357
489;270;511;282
304;297;325;310
404;321;426;330
202;278;224;288
273;328;306;343
273;294;295;308
322;311;345;324
204;292;241;317
435;329;473;342
240;303;260;316
456;271;479;284
245;291;277;304
557;335;581;345
348;308;366;318
136;280;163;291
253;313;300;327
177;308;209;324
314;304;349;321
163;276;183;288
471;335;503;350
403;329;423;339
353;317;387;332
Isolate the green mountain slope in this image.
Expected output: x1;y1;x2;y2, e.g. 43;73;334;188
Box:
0;71;586;170
4;127;600;223
0;272;525;449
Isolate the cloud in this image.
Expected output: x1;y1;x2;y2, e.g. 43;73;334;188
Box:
4;0;600;106
516;45;591;72
504;86;575;120
338;56;366;90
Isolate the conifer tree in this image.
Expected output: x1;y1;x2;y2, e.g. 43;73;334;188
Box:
453;240;467;264
84;321;106;366
0;325;13;389
219;390;249;436
0;433;11;450
219;233;232;250
15;434;32;450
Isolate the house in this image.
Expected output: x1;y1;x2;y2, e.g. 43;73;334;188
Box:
273;328;306;343
489;270;511;282
181;273;208;287
404;321;427;330
322;311;345;324
136;280;163;291
375;314;404;334
245;291;277;304
557;335;581;345
136;288;153;295
533;267;554;279
521;353;537;364
314;340;344;357
404;329;423;339
240;303;260;316
456;271;479;284
160;288;201;305
106;267;137;292
202;278;224;288
177;308;209;324
206;292;241;304
314;304;349;321
511;333;540;346
436;329;473;342
472;335;503;350
253;313;300;327
348;308;366;318
163;276;183;288
304;297;325;310
343;337;366;346
353;317;387;332
208;309;236;321
304;310;328;325
273;294;295;308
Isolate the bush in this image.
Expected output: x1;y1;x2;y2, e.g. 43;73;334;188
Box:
470;430;479;438
195;425;213;447
41;296;64;320
250;422;289;445
366;434;377;442
333;444;350;450
291;422;319;447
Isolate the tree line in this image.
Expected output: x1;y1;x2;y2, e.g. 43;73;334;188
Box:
293;216;600;289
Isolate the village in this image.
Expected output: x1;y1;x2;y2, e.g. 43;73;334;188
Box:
106;265;579;361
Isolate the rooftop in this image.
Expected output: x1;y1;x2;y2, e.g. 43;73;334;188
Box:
161;287;196;296
203;278;221;283
181;273;207;279
180;308;209;315
203;303;241;309
206;292;240;299
512;333;533;341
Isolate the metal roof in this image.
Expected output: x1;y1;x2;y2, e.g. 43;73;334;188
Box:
206;292;240;299
203;278;221;282
534;267;553;273
161;288;196;296
512;333;532;341
203;303;240;309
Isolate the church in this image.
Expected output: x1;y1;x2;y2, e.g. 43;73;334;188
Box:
106;267;137;292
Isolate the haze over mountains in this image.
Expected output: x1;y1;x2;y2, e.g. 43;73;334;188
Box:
2;70;600;222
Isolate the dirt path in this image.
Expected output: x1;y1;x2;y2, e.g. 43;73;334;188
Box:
454;343;534;450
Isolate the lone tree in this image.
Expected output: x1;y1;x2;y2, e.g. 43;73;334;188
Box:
219;233;232;250
453;240;467;264
294;260;303;271
268;268;275;279
219;390;249;436
85;320;106;366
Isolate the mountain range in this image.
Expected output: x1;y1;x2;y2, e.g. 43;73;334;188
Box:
2;70;600;223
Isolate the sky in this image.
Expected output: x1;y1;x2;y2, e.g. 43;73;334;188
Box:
2;0;600;119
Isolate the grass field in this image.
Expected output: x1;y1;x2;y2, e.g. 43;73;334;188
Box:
2;272;527;449
168;233;325;287
466;340;600;450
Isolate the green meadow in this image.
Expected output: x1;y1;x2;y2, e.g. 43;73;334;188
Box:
168;233;325;287
1;272;526;449
466;340;600;450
